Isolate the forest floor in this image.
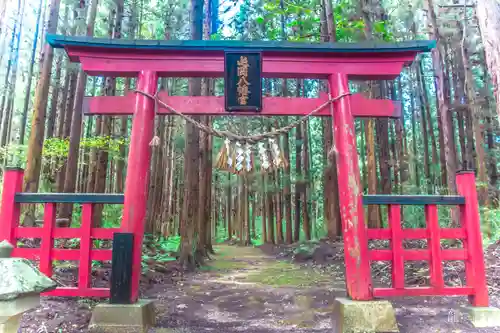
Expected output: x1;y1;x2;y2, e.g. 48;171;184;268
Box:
20;242;500;333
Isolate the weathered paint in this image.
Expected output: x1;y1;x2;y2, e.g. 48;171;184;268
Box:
365;172;489;305
329;73;372;300
83;92;401;118
0;168;23;244
120;70;158;302
0;168;117;298
59;45;418;80
456;171;489;306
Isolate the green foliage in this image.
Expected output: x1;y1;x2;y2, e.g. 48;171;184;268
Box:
141;235;180;272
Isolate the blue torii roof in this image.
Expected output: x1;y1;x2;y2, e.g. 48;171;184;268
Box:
47;34;435;55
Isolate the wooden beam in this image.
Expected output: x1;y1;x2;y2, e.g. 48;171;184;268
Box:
83;92;401;118
66;48;417;79
362;194;465;205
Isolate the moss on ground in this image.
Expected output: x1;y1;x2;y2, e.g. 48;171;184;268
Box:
244;261;330;287
201;259;249;271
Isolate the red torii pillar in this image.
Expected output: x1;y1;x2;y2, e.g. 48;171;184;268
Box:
330;73;371;299
121;70;158;302
86;74;397;301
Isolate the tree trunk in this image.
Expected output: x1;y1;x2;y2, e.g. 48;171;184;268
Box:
197;115;209;258
86;117;102;192
60;0;99;221
294;117;302;242
283;130;292;244
115;80;130;193
460;24;489;204
426;0;458;197
1;0;24;147
0;9;18;146
322;0;341;238
417;60;439;188
365;118;379;227
267;171;275;244
19;0;44;144
179;0;204;270
301;120;311;240
226;173;232;239
23;0;61;193
46;55;63;140
476;0;500;119
417;70;431;190
261;174;267;242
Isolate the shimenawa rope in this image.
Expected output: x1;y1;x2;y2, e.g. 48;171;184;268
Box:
133;89;351;145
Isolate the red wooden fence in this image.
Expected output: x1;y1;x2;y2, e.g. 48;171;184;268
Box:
0;168;124;298
363;171;489;306
0;168;488;306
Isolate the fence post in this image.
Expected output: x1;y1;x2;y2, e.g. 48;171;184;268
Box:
110;233;134;304
456;170;489;307
0;168;24;244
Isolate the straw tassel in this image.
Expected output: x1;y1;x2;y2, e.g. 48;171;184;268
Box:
215;139;230;170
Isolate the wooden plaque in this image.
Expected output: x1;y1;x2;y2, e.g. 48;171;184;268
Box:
224;52;262;112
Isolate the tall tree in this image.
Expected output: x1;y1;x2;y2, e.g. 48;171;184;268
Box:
428;0;458;195
179;0;204;269
19;0;44;143
23;0;61;193
60;0;99;221
322;0;342;238
0;0;23;147
476;0;500;119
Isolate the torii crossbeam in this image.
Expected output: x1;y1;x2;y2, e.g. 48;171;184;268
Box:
48;34;434;302
83;92;401;118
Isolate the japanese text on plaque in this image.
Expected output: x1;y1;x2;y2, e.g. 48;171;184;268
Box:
236;56;250;105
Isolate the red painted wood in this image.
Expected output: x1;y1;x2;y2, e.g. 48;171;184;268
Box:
441;249;468;260
11;248;39;259
373;286;474;298
91;228;119;239
83;92;401;118
330;73;372;300
369;249;466;261
120;70;158;302
12;247;112;261
14;227;42;238
388;205;404;289
367;228;466;240
0;169;23;244
14;227;118;239
426;205;444;289
39;203;56;276
66;48;415;79
43;287;109;298
54;249;112;261
79;204;93;289
456;172;489;307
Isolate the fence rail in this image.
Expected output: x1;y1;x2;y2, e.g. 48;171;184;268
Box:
362;171;489;306
0;168;123;298
0;168;489;306
14;193;125;204
363;194;465;205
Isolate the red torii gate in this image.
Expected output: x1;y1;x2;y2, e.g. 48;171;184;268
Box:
46;34;433;302
2;34;496;330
